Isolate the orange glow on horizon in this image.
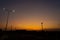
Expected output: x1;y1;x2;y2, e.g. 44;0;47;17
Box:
10;18;58;30
0;17;59;30
16;25;41;30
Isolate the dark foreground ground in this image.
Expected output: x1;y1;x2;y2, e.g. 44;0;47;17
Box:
0;30;60;40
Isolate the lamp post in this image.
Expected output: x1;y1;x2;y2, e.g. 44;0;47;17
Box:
3;8;15;31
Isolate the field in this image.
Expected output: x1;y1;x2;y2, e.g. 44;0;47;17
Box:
0;30;60;40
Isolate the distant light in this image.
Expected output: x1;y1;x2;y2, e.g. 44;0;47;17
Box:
12;10;15;12
3;8;5;11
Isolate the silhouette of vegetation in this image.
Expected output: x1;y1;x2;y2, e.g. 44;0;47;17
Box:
0;29;60;40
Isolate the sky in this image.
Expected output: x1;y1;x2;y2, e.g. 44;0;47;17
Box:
0;0;60;30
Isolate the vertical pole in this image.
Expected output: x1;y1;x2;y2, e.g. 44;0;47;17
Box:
15;27;16;31
41;22;43;31
5;11;9;31
11;25;12;31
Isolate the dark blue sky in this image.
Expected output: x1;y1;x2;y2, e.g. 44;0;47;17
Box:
0;0;60;30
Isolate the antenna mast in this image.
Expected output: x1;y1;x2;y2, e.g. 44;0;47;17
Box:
41;22;43;31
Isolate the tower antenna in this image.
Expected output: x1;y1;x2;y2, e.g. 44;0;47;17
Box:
3;8;15;31
41;22;43;31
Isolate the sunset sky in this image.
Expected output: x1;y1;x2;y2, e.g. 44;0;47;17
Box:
0;0;60;30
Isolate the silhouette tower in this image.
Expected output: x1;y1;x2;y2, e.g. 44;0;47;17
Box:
3;8;15;31
41;22;43;31
11;25;12;31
